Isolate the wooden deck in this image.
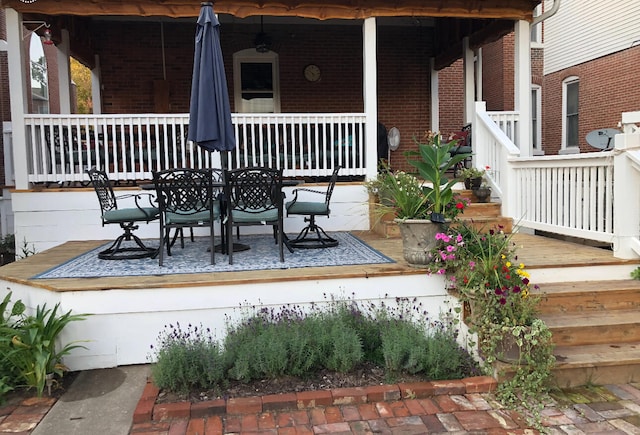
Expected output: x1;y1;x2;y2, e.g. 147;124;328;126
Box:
0;231;636;293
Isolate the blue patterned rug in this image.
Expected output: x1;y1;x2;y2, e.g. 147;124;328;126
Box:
33;232;394;279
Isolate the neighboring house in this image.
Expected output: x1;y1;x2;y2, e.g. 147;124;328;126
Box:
481;0;640;156
541;0;640;155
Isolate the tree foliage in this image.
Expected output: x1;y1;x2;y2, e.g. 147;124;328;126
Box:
70;58;92;114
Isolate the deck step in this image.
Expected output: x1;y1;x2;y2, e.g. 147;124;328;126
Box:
536;280;640;314
532;279;640;387
552;342;640;388
539;309;640;346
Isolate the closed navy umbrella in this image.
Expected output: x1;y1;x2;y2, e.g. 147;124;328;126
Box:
188;2;236;154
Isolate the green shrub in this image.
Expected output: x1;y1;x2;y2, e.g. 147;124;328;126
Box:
150;323;226;393
151;296;481;394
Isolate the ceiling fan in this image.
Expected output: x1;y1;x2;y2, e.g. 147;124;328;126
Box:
254;16;271;53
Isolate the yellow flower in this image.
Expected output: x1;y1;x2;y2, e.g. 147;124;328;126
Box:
519;263;525;269
506;261;511;267
501;254;506;259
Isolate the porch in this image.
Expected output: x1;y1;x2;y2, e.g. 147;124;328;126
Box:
1;230;639;387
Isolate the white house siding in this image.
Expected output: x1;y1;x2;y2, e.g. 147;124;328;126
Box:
543;0;640;75
12;184;370;254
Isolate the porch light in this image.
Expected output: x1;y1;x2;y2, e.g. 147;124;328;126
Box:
254;16;271;53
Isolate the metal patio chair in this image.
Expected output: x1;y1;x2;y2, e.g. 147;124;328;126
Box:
152;168;223;266
285;166;341;249
223;167;285;264
87;168;159;260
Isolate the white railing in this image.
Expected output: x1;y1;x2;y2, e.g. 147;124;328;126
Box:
487;110;519;146
23;113;366;184
475;104;640;258
511;154;615;242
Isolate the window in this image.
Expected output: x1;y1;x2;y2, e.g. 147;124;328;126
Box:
233;49;280;113
531;85;542;154
562;77;579;150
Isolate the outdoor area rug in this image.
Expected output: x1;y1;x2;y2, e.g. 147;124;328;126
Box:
32;232;394;279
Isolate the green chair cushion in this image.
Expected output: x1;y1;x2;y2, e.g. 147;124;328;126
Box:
286;201;329;216
232;208;278;223
103;207;158;224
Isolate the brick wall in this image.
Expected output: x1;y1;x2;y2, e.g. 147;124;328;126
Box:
543;45;640;155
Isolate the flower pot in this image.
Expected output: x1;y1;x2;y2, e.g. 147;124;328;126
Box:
472;187;491;203
395;219;448;268
464;177;483;190
496;328;527;363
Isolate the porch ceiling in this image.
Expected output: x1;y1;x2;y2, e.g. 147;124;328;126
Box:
4;0;538;21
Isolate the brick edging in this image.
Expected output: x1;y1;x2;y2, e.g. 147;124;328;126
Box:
133;376;497;423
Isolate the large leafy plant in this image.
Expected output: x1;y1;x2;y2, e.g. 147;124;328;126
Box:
405;132;471;223
0;292;89;397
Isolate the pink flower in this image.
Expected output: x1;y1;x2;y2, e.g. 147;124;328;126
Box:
446;245;456;252
456;234;463;243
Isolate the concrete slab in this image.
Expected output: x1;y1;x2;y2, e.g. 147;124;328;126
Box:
32;364;150;435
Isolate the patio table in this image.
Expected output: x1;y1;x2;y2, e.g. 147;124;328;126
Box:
140;178;303;253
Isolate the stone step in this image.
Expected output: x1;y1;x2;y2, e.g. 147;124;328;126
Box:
536;280;640;314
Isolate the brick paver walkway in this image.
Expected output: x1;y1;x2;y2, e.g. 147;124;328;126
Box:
3;379;640;434
127;379;640;434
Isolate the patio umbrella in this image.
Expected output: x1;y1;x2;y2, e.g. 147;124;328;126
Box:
188;2;236;156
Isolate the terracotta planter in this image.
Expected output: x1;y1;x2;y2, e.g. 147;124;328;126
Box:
395;219;448;268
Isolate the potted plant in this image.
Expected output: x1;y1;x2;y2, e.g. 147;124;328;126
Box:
459;167;485;190
405;132;472;224
365;133;471;267
425;223;555;426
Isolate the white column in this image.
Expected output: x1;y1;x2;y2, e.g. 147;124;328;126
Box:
613;132;640;259
363;17;377;181
475;48;482;103
430;58;439;132
6;9;29;189
514;20;531;157
57;29;72;114
462;37;475;125
91;55;102;114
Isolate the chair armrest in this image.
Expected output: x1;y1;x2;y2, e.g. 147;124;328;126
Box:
116;192;157;216
289;187;325;204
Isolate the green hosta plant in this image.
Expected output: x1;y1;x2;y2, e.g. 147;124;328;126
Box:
405;132;471;223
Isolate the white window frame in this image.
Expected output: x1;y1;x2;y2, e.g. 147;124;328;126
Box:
561;76;580;153
531;84;543;155
232;48;281;113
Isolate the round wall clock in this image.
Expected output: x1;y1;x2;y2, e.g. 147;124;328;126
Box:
303;64;321;82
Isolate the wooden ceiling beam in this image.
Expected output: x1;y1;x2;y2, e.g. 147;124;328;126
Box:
2;0;537;21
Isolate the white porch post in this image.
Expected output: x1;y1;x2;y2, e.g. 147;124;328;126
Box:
363;17;377;181
475;48;482;103
462;37;475;125
57;29;72;114
430;58;439;132
91;55;102;114
613;130;640;259
6;9;29;190
514;20;531;157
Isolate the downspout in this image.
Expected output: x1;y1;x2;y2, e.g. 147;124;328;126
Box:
531;0;561;27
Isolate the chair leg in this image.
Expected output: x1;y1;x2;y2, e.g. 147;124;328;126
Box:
289;215;339;249
98;222;157;260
